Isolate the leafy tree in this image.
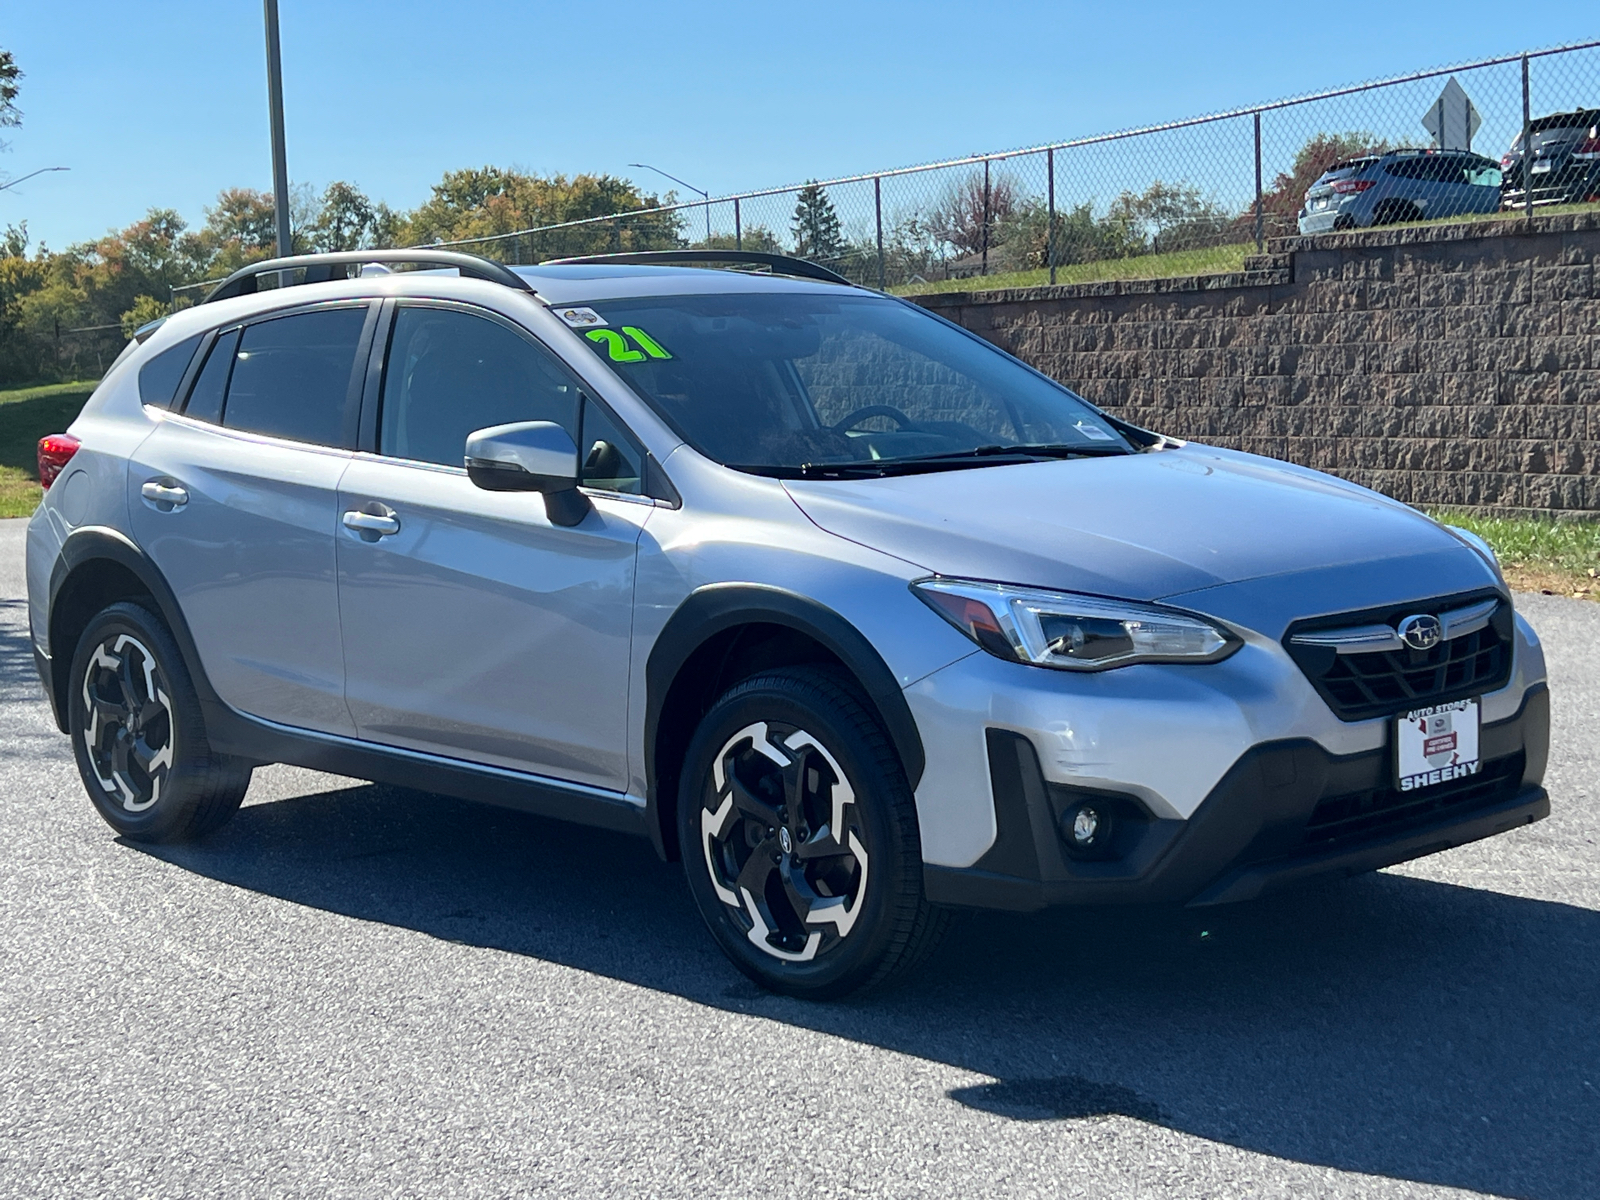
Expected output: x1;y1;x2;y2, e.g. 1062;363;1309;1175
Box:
933;171;1018;256
197;187;278;273
310;180;376;251
120;295;167;339
405;167;680;259
0;48;21;152
695;225;782;253
791;182;844;261
1107;182;1231;253
990;199;1143;271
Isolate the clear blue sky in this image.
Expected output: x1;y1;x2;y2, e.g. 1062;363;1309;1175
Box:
2;2;1595;250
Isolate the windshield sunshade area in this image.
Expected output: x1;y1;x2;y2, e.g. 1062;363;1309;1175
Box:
574;292;1132;476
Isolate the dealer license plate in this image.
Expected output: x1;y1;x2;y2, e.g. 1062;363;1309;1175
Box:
1396;699;1481;792
1531;161;1553;174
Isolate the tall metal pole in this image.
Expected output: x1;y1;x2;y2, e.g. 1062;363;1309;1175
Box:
981;158;990;277
1047;148;1056;285
263;0;292;262
1253;112;1264;252
874;177;885;291
1521;54;1533;221
734;198;742;250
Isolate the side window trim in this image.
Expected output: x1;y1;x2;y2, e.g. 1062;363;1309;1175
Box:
170;327;223;412
356;298;395;454
177;299;378;449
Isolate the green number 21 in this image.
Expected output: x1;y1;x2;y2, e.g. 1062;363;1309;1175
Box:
585;326;672;363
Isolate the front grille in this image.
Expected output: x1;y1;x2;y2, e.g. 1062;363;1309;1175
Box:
1301;752;1524;852
1285;593;1513;722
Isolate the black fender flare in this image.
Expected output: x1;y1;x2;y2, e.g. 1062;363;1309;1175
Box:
46;526;227;730
643;583;926;857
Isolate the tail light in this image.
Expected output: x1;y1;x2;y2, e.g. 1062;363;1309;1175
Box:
37;434;81;489
1500;155;1513;168
1331;179;1376;194
1573;129;1600;161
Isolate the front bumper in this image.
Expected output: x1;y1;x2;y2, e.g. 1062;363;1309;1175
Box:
924;684;1549;911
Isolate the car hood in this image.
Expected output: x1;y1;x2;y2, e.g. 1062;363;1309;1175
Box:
783;445;1480;603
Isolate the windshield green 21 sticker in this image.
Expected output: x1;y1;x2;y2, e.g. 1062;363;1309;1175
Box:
586;326;673;363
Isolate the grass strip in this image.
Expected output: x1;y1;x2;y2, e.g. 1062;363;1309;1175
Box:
0;381;99;518
892;244;1253;296
1428;509;1600;600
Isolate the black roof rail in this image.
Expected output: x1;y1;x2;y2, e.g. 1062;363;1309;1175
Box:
542;249;854;286
202;249;536;304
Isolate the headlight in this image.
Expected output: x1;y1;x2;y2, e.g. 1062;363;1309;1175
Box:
913;578;1240;672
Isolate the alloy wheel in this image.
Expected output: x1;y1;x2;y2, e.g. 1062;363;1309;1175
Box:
698;720;870;962
80;633;174;813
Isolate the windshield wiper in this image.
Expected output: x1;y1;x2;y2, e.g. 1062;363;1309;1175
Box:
754;442;1132;480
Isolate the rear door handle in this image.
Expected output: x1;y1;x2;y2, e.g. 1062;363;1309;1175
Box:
140;480;189;510
342;508;401;539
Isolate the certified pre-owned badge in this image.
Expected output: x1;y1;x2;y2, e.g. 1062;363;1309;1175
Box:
1397;613;1443;651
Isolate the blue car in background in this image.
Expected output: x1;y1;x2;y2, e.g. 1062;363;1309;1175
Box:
1298;149;1504;234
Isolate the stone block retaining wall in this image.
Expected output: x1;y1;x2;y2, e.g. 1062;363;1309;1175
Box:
910;212;1600;516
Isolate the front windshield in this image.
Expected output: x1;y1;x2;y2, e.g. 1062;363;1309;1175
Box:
574;292;1131;475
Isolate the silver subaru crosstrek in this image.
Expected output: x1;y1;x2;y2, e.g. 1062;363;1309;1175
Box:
26;249;1550;997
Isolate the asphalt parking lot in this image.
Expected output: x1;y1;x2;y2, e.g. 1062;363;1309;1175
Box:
1;516;1597;1200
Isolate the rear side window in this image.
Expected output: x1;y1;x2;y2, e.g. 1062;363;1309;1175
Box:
138;334;203;408
222;307;368;446
183;329;241;425
379;305;580;467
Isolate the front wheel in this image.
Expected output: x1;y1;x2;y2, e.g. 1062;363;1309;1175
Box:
67;601;252;843
678;667;948;998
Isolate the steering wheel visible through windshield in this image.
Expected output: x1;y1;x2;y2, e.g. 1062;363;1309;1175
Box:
573;291;1132;476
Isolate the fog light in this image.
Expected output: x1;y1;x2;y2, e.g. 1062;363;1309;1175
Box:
1060;800;1113;858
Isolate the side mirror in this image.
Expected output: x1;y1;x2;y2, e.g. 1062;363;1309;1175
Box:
464;420;592;527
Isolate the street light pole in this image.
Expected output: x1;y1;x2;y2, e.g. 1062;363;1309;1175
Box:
263;0;292;261
0;165;70;193
629;162;711;244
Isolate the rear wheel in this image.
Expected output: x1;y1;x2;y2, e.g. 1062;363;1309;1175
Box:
678;668;948;998
67;602;251;843
1372;199;1422;226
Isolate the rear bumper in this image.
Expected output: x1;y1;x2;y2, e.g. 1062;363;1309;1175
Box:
924;684;1550;912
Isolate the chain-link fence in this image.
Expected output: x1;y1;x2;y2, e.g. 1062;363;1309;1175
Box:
161;38;1600;311
420;39;1600;294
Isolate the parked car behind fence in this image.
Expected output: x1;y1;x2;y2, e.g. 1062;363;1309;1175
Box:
1501;109;1600;209
1298;149;1504;234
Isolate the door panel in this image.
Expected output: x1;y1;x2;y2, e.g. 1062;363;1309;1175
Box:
335;458;649;790
128;418;355;734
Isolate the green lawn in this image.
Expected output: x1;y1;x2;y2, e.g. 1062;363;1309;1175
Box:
1427;509;1600;599
892;243;1254;296
0;381;98;518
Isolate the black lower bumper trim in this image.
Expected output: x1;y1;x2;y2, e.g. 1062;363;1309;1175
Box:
924;684;1550;913
1186;785;1548;907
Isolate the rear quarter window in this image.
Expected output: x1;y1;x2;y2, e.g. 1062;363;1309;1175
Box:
137;334;204;408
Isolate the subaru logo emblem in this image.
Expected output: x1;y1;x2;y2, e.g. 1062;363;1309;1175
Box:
1397;613;1443;651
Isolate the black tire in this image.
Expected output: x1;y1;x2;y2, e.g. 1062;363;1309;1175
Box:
1332;214;1356;231
677;667;949;999
1372;200;1422;226
67;601;251;843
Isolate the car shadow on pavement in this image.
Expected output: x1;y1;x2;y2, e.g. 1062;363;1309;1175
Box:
134;779;1600;1200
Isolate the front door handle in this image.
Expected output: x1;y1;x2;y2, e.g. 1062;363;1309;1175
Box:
342;507;401;540
140;480;189;510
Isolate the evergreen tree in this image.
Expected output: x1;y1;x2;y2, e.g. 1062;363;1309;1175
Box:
791;182;844;261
